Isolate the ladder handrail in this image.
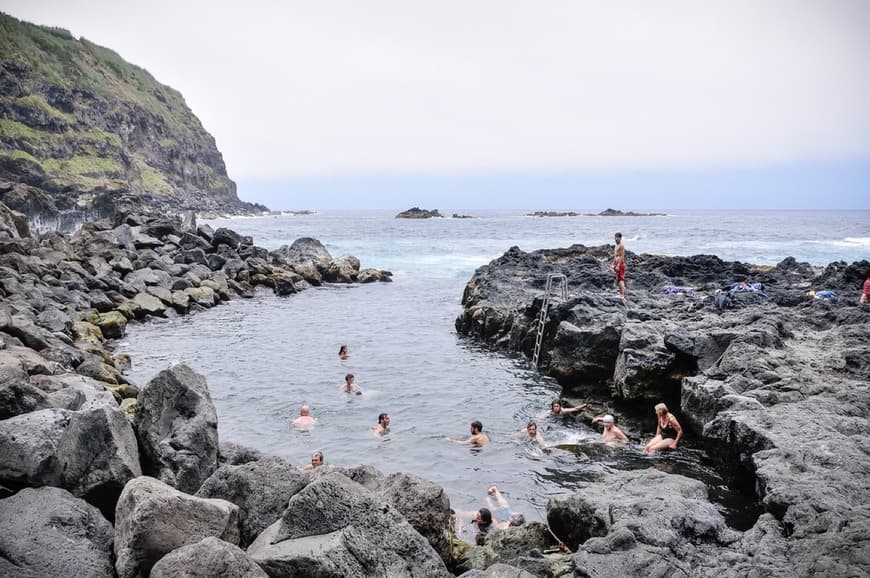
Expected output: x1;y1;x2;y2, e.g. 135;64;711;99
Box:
532;274;567;367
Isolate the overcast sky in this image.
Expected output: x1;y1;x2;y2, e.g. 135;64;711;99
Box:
3;1;869;209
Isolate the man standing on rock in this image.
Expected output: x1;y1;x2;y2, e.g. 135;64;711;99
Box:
613;232;626;299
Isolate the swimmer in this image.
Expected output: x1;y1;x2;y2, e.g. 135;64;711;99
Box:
341;373;363;395
513;421;545;445
643;403;683;454
373;412;390;435
450;420;490;446
300;450;324;472
548;399;586;417
339;345;349;359
591;414;628;445
291;404;316;428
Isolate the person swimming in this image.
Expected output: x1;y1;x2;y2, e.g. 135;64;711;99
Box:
292;404;316;428
341;373;363;395
450;420;490;446
373;412;390;435
548;399;586;417
339;345;349;359
512;421;545;445
300;450;324;471
591;414;628;445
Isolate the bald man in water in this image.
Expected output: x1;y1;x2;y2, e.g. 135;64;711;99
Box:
292;405;315;428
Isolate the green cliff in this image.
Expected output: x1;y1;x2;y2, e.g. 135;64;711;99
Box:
0;12;265;224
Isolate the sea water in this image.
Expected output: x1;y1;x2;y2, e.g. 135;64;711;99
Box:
117;210;869;534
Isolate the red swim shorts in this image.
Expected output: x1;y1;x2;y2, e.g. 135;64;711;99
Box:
615;261;626;282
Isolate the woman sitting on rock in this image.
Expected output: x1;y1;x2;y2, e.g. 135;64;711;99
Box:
643;403;682;454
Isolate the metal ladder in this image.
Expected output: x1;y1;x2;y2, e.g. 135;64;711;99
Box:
532;273;568;367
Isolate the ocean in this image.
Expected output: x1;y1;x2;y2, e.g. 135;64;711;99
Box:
117;210;869;536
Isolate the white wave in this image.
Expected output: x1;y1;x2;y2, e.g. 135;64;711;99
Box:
418;254;494;267
832;236;870;248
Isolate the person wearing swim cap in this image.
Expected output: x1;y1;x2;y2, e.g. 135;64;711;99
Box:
591;414;628;445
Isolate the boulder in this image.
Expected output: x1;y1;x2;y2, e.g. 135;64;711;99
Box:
95;310;128;338
131;291;167;317
196;456;308;547
325;254;360;283
273;237;332;274
549;469;740;575
0;486;114;578
213;227;245;250
247;471;449;577
0;406;141;515
219;442;264;465
114;476;240;578
151;537;268;578
134;363;219;493
0;379;51;419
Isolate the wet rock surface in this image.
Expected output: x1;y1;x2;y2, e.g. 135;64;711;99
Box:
457;244;870;575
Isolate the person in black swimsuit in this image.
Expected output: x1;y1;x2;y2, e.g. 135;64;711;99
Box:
643;402;683;454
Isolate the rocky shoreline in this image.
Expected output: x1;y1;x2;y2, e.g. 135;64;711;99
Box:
456;244;870;576
3;200;868;577
0;200;569;577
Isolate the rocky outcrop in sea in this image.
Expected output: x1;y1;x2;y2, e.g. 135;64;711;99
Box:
456;243;870;576
396;207;443;218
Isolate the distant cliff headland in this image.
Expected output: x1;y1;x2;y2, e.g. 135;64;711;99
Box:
0;13;266;230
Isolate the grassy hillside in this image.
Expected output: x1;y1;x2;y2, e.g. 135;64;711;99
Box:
0;12;248;213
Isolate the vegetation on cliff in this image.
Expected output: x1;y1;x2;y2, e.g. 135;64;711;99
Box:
0;12;263;218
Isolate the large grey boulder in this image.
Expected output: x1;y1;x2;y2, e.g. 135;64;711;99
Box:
114;476;240;578
0;486;114;578
247;471;449;577
0;406;140;514
550;469;740;577
327;465;453;560
134;363;218;493
196;456;308;547
0;379;50;419
150;537;267;578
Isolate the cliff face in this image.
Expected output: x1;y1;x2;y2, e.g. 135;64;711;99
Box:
0;12;265;228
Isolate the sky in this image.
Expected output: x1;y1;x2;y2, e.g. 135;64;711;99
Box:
2;0;870;210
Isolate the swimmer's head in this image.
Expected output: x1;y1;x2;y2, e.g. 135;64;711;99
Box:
550;399;562;413
300;405;310;416
378;413;390;426
345;373;354;383
526;421;537;435
311;451;323;467
471;420;483;433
